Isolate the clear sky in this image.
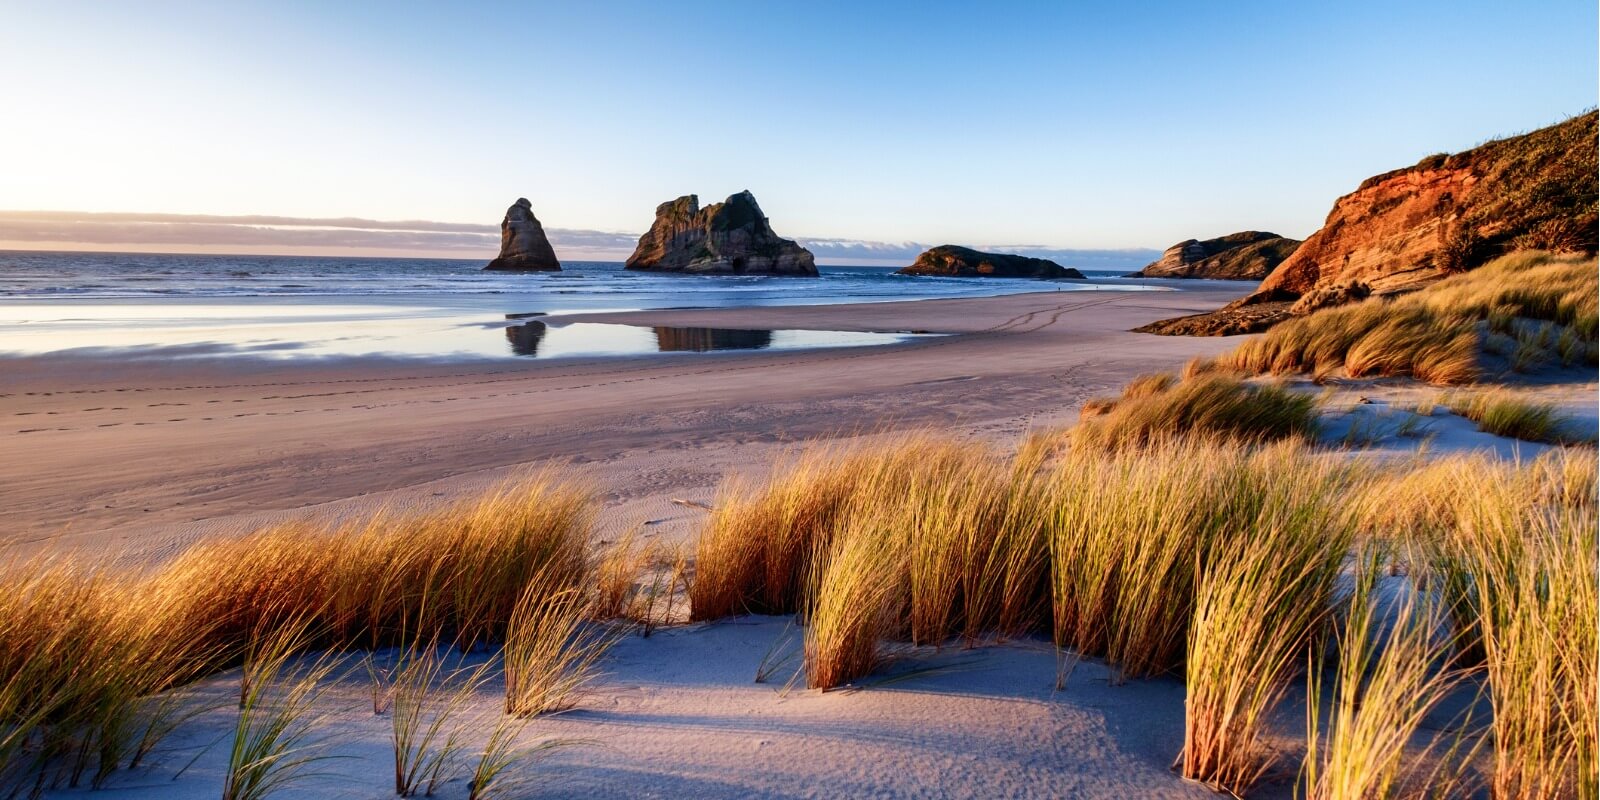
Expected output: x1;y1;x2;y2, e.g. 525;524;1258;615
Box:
0;1;1594;256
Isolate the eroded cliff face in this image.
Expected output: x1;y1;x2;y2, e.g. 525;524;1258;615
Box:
1250;169;1482;309
484;198;561;271
625;191;817;276
1129;232;1300;280
896;245;1084;279
1141;112;1598;335
1246;111;1597;312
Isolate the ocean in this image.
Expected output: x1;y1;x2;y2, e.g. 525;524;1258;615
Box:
0;251;1155;362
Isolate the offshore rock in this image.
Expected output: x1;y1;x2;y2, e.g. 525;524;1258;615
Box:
896;245;1084;278
1128;232;1299;280
484;198;561;271
625;191;817;275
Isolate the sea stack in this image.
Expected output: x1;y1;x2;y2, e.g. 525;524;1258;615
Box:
484;198;561;271
625;191;818;275
1127;232;1300;280
896;245;1084;278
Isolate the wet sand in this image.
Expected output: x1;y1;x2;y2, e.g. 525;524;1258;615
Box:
1;286;1247;560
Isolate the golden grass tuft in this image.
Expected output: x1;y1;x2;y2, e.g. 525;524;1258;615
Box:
1438;462;1598;798
223;621;340;800
1221;251;1597;384
691;439;977;622
1071;372;1318;448
1176;448;1357;794
503;568;615;717
1447;390;1587;444
0;473;594;794
1303;548;1472;799
802;506;911;689
706;423;1596;788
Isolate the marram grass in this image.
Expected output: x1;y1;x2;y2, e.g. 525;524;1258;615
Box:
1073;372;1319;448
1176;446;1356;794
697;430;1596;795
0;473;598;795
1303;548;1473;800
1447;390;1587;444
1221;251;1598;384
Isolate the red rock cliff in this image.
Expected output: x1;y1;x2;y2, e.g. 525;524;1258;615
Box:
1244;111;1597;312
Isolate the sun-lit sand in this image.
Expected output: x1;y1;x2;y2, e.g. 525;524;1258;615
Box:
4;285;1594;800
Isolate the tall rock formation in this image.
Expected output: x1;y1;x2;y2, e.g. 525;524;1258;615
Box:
896;245;1084;279
1128;231;1300;280
1245;111;1597;312
484;198;561;271
625;191;817;275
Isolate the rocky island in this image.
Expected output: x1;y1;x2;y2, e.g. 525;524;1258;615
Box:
1127;231;1299;280
625;191;817;275
484;198;561;271
896;245;1084;279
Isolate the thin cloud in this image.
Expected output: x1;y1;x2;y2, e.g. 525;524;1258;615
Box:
0;210;1158;268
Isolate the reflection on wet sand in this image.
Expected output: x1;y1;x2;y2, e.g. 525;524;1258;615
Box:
652;327;773;352
496;320;934;360
505;320;546;356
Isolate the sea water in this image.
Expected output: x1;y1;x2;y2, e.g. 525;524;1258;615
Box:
0;252;1157;361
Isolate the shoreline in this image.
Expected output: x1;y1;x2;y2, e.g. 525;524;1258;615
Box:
0;273;1248;363
1;286;1252;560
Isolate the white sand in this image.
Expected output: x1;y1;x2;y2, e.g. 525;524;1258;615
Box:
51;619;1229;800
12;284;1590;799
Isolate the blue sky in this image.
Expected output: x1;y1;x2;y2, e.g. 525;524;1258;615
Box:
0;1;1593;255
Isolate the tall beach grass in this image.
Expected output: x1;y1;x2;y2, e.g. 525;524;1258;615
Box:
0;473;597;795
1221;252;1598;384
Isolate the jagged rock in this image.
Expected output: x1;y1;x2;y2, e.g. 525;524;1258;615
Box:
1127;232;1300;280
484;198;561;271
625;191;817;275
896;245;1084;278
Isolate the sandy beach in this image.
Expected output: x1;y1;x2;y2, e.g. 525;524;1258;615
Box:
0;285;1275;799
4;282;1593;800
4;7;1594;798
1;286;1248;560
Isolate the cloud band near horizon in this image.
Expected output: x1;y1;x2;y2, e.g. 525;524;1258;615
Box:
0;210;1159;269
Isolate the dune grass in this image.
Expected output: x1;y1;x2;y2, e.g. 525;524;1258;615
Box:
1436;462;1598;799
223;621;341;800
1073;372;1319;448
696;430;1595;793
1302;548;1472;800
388;642;495;798
1176;448;1356;794
690;441;955;621
1358;450;1597;797
1447;391;1586;444
0;474;598;795
803;506;912;689
0;407;1593;795
1049;439;1239;679
503;570;616;717
1221;252;1598;384
702;435;1357;687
